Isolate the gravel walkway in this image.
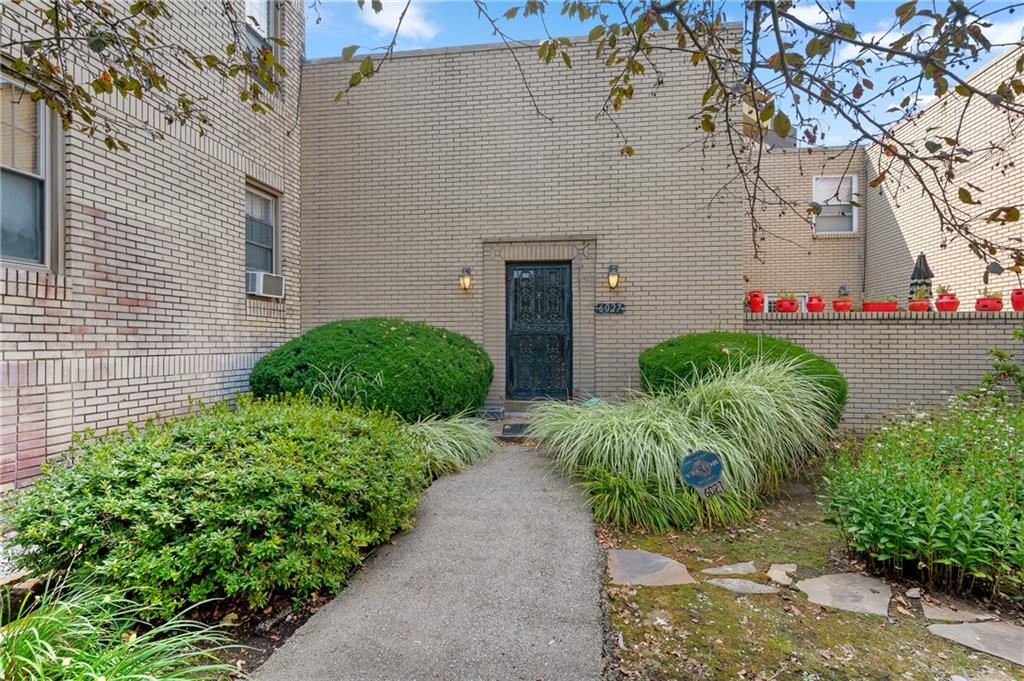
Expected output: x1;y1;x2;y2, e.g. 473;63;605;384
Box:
256;445;605;681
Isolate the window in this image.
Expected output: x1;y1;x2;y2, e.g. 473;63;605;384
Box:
765;292;809;313
812;175;857;234
245;187;276;274
244;0;274;44
1;76;52;266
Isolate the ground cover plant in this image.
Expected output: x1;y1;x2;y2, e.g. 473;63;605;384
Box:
249;318;493;420
6;394;427;618
529;357;838;530
639;331;847;426
1;581;234;680
825;397;1024;597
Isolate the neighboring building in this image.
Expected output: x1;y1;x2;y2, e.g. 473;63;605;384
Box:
1;0;304;486
1;5;1021;488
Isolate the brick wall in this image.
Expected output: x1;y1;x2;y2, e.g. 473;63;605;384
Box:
747;146;866;300
744;312;1023;430
0;1;304;487
865;47;1024;301
300;37;746;403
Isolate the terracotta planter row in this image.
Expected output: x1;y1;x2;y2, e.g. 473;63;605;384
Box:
744;289;1024;313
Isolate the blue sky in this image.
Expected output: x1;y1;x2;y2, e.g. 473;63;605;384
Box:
305;1;1022;58
304;1;1023;144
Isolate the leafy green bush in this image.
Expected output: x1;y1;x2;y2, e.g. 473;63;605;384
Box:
406;414;496;478
6;395;427;618
529;358;834;529
825;398;1024;596
249;318;493;420
1;581;234;680
639;331;847;426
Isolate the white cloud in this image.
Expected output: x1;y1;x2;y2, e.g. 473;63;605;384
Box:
984;18;1024;48
836;31;887;62
359;1;439;46
788;2;828;27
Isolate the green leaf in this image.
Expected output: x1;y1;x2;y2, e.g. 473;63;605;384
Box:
359;55;375;78
341;44;360;62
772;111;791;139
958;188;979;205
504;6;519;19
349;72;363;88
587;25;605;42
894;1;917;27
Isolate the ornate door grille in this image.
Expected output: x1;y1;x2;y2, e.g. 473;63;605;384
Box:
506;262;572;399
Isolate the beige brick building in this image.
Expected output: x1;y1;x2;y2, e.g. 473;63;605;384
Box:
2;10;1022;486
1;1;304;486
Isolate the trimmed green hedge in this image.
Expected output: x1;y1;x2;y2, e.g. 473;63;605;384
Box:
638;331;847;426
6;395;427;618
249;318;493;421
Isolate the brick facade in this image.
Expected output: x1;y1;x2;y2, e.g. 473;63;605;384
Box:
744;312;1022;430
746;146;866;300
865;47;1024;300
299;39;746;406
0;1;304;487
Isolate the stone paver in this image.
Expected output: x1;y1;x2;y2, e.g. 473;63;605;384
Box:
608;549;696;586
928;621;1024;667
796;573;892;616
922;600;994;623
702;561;757;575
767;563;797;586
707;578;779;595
256;446;604;681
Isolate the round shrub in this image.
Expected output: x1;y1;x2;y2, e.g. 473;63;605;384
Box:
249;318;493;421
638;331;847;426
6;395;427;618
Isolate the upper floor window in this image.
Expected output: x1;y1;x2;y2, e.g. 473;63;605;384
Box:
245;186;276;273
1;76;53;266
812;175;858;234
245;0;275;45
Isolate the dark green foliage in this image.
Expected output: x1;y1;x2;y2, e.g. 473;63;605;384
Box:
639;331;847;426
6;395;427;618
825;398;1024;597
249;318;493;421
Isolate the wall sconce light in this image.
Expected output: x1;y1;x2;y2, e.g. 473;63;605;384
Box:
459;267;473;292
607;264;620;290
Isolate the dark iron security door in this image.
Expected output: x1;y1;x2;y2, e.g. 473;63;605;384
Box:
506;262;572;399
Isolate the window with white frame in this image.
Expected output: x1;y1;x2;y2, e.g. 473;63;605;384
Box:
765;292;809;313
812;175;857;234
1;76;53;266
245;187;276;274
244;0;275;44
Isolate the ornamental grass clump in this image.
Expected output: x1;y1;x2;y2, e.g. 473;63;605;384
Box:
529;357;835;530
406;413;496;478
1;581;235;680
6;394;427;618
825;398;1024;597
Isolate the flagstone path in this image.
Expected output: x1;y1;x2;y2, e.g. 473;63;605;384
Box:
607;547;1024;670
256;445;604;681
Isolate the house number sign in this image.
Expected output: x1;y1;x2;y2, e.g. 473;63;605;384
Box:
594;302;625;314
680;450;726;500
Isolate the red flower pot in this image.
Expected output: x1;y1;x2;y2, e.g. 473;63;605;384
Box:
1012;288;1024;312
775;298;799;313
975;297;1003;312
831;298;852;313
746;290;765;313
935;294;960;312
908;299;930;312
862;301;899;313
806;296;825;313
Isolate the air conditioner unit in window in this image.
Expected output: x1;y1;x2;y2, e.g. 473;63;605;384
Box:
246;271;286;299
